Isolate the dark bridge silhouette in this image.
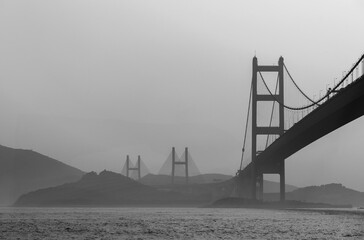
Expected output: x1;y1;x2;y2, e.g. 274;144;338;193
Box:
236;54;364;201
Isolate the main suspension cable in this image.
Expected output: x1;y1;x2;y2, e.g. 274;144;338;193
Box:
265;73;279;149
283;63;319;106
259;71;312;110
258;54;364;111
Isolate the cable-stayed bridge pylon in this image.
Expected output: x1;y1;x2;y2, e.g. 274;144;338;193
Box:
121;155;149;181
159;147;201;185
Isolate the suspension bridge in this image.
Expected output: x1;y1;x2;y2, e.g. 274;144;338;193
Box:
236;54;364;201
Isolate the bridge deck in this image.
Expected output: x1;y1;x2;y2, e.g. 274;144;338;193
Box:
243;74;364;171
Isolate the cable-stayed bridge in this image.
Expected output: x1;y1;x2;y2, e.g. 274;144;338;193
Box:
236;54;364;201
121;155;149;180
159;147;201;184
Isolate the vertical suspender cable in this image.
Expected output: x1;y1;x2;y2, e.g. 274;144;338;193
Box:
283;63;318;105
239;81;253;171
265;74;279;149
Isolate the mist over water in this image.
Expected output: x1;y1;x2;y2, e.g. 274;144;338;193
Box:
0;0;363;189
1;207;363;239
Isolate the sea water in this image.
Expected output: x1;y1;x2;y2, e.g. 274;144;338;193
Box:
0;207;363;239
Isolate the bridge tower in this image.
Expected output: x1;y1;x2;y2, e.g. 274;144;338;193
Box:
126;155;141;181
251;56;285;201
171;147;189;184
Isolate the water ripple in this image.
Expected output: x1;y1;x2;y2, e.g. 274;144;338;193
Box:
0;207;363;239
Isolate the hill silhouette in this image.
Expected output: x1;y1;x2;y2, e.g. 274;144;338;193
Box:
14;171;213;207
15;171;301;207
287;183;364;206
0;145;84;206
141;173;297;193
265;183;364;207
140;173;233;185
14;170;363;208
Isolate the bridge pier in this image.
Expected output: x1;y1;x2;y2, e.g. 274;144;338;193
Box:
237;159;285;202
251;163;257;200
236;168;254;199
279;161;285;201
250;165;264;201
257;172;264;200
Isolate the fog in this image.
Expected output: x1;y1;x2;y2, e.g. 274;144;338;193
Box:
0;0;363;190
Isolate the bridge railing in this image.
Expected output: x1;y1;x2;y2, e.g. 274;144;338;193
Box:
294;55;364;127
329;54;364;99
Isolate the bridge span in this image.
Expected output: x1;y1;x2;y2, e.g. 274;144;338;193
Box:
236;55;364;201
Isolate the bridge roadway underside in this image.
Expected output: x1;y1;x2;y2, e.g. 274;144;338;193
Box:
237;74;364;199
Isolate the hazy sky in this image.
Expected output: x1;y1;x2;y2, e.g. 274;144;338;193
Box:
1;1;364;190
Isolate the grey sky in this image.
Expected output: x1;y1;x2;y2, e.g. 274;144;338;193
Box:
0;1;363;190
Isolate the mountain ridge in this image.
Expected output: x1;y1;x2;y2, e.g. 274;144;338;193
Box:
0;144;84;206
265;183;364;207
14;170;364;207
14;171;211;207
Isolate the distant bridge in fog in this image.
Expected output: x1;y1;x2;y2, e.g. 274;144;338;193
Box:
236;54;364;201
122;147;201;184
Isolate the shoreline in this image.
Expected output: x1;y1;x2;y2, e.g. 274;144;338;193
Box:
205;197;353;210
